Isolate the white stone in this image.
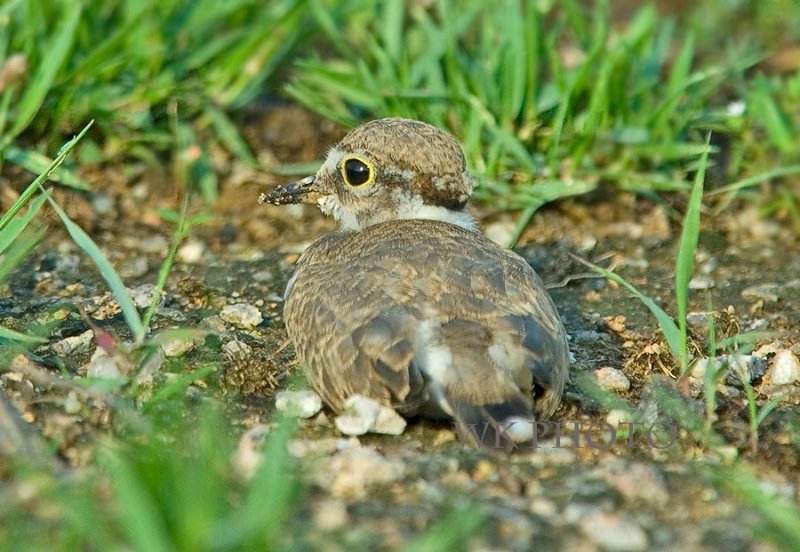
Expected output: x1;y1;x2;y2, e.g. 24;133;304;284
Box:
691;355;761;383
275;390;323;419
314;446;406;499
334;394;407;436
159;335;196;357
138;235;169;254
231;424;270;480
594;367;630;392
177;240;206;264
688;276;715;290
222;339;252;358
129;283;159;309
606;409;632;427
335;395;380;435
52;329;93;355
579;512;649;552
220;303;263;329
691;357;711;379
726;354;758;383
741;283;780;303
372;403;407;435
484;218;515;247
769;350;800;386
87;348;123;379
64;391;81;414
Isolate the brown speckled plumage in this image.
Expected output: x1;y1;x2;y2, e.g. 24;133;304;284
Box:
262;118;569;436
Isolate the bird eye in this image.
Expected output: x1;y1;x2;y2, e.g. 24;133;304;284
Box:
342;157;374;187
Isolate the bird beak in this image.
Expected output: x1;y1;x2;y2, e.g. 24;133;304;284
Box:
259;175;322;206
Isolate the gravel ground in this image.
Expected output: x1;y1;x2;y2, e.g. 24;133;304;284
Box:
1;107;799;550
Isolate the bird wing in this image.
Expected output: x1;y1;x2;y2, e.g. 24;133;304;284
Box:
284;220;569;420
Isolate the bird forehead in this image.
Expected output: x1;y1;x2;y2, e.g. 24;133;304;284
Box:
336;118;465;175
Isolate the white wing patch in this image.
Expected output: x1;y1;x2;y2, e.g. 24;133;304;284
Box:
414;320;455;387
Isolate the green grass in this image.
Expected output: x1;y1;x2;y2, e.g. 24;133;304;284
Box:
287;0;799;223
575;140;800;548
2;1;798;210
0;0;328;201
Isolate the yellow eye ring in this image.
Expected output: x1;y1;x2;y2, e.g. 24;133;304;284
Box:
341;156;374;187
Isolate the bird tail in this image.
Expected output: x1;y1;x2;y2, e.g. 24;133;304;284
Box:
449;394;536;450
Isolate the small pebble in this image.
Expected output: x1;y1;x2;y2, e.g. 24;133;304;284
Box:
314;446;405;499
754;340;782;359
313;499;350;532
136;346;165;381
220;303;263;329
177;240;206;264
580;512;649;552
768;350;800;386
373;403;408;434
231;424;270;480
159;335;196;357
688;276;715;290
86;348;123;380
691;355;765;384
138;235;169;254
594;367;631;392
529;497;558;518
90;193;114;215
287;437;359;459
129;283;159;309
604;462;668;507
52;329;93;355
252;270;274;283
606;409;632;427
726;355;767;385
222;339;252;358
275;390;323;419
118;257;149;279
574;330;603;344
686;312;711;331
334;394;407;436
484;218;515;246
741;283;780;303
63;391;81;415
745;318;769;331
605;315;626;333
201;315;228;334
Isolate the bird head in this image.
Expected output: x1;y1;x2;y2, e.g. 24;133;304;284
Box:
261;118;477;232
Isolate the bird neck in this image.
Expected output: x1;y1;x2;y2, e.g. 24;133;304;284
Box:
391;203;478;232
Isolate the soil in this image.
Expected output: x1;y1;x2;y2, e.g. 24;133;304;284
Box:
1;105;799;551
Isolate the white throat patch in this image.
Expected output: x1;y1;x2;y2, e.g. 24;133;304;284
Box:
317;195;360;231
392;190;477;232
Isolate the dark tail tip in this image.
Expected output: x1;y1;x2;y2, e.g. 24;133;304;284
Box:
451;395;535;450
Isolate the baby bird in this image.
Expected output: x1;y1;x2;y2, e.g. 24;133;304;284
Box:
261;118;569;445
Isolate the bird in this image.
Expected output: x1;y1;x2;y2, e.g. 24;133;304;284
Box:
260;118;569;447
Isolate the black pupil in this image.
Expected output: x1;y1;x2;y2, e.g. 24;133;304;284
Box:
344;159;370;185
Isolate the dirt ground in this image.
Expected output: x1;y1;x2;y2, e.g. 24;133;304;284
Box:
2;105;799;551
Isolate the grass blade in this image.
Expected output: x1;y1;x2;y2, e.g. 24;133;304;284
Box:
3;145;91;190
0;122;93;233
102;451;173;552
6;3;82;140
0;326;47;344
30;123;145;340
573;254;683;360
39;191;145;341
675;135;709;374
0;192;46;255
